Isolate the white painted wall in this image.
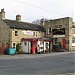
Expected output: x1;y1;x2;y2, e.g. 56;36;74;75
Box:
21;41;31;53
72;43;75;46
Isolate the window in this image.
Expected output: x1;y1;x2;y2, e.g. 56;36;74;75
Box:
48;28;51;34
72;38;75;43
36;32;37;37
53;38;58;44
45;43;49;49
72;29;75;34
13;43;16;48
33;32;35;36
15;31;18;36
72;38;75;46
33;32;37;37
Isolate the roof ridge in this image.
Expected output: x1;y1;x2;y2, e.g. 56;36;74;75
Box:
3;19;40;26
3;19;45;32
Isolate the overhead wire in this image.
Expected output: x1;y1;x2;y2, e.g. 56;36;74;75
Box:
12;0;65;16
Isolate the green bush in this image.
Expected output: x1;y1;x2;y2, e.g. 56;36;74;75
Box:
16;43;21;52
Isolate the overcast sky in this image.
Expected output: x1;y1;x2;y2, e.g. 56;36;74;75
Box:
0;0;74;22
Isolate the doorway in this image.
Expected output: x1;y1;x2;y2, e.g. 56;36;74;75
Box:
62;39;66;48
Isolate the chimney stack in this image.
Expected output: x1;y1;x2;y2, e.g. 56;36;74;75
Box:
0;8;5;19
40;19;45;26
16;15;21;21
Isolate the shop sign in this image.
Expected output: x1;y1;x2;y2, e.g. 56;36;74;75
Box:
53;35;65;37
22;31;33;35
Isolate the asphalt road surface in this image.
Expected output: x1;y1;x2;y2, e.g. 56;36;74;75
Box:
0;52;75;75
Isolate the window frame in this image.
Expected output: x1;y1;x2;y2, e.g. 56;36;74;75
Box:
72;28;75;34
12;42;16;48
72;37;75;46
33;32;35;36
15;31;18;36
33;32;37;37
48;28;52;34
72;38;75;43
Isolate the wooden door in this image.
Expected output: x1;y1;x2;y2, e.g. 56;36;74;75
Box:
62;39;66;48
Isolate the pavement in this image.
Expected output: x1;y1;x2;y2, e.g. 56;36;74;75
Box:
57;72;75;75
0;51;75;60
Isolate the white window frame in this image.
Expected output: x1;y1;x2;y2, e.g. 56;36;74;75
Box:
72;38;75;43
48;28;51;34
72;38;75;46
33;32;37;37
33;32;35;36
72;28;75;34
12;42;16;48
36;32;37;37
15;31;18;36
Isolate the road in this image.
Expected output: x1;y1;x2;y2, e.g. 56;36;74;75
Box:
0;52;75;75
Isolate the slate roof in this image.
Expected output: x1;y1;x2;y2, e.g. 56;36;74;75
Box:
3;19;45;31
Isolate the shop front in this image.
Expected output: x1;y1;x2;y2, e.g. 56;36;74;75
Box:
52;28;66;51
21;38;52;54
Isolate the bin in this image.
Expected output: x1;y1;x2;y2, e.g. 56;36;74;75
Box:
8;48;16;55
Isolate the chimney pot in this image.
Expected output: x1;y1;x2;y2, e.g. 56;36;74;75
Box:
16;15;21;21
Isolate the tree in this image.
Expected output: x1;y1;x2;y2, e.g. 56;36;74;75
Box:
32;18;48;25
32;19;41;25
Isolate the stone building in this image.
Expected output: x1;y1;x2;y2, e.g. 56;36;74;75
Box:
0;8;74;53
0;9;45;53
40;17;74;51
